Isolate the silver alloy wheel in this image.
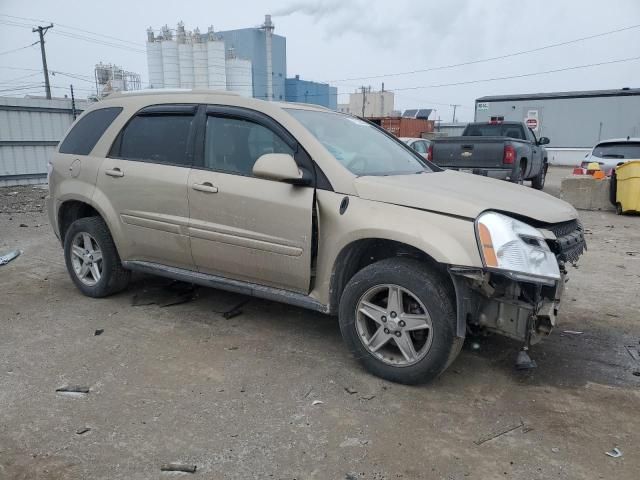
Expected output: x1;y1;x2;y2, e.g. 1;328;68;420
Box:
70;232;103;287
355;284;433;366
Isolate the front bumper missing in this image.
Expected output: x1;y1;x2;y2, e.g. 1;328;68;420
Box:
449;267;566;344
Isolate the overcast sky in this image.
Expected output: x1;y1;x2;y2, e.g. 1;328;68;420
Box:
1;0;639;121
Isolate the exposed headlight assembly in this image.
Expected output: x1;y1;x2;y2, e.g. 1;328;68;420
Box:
476;211;560;285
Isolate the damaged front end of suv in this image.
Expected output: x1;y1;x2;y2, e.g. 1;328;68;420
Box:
450;212;586;368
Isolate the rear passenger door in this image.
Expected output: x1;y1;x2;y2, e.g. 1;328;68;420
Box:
95;104;197;269
187;106;315;293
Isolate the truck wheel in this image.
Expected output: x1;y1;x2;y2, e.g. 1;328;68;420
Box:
63;216;130;298
338;258;459;384
531;163;547;190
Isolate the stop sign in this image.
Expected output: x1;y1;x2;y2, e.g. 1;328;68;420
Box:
526;118;538;129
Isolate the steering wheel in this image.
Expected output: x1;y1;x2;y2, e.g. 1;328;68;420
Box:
346;155;369;173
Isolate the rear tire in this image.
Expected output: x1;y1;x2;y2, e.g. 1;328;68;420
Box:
531;163;547;190
63;216;130;298
338;258;459;384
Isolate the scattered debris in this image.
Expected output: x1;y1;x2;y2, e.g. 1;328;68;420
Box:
221;299;250;319
632;371;640;377
76;427;91;435
0;249;21;266
345;474;358;480
360;395;376;401
311;400;324;406
626;251;638;256
551;447;560;453
303;387;313;398
339;437;368;448
94;329;104;336
471;342;480;350
474;421;525;446
625;346;640;362
160;463;197;473
19;223;28;228
605;447;623;458
562;330;583;335
132;281;197;307
344;387;358;395
56;385;90;395
606;313;619;318
224;346;238;351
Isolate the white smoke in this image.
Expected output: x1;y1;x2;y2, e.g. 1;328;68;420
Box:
272;0;350;18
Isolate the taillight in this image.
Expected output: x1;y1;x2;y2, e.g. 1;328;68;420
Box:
503;145;516;164
427;144;433;161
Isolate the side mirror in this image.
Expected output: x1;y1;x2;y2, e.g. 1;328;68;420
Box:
253;153;306;184
538;137;550;145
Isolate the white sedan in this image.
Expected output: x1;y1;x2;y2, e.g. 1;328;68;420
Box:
582;137;640;174
400;137;432;159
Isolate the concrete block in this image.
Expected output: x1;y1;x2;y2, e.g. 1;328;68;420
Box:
560;176;615;211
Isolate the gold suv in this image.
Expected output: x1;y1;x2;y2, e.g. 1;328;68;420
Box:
48;91;585;384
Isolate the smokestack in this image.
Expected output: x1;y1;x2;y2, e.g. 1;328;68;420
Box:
261;14;275;101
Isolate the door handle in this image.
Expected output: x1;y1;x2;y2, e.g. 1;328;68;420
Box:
105;168;124;178
192;182;218;193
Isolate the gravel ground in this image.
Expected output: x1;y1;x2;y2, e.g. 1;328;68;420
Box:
0;167;639;479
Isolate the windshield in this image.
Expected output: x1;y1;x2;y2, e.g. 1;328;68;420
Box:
285;109;431;176
464;124;525;139
593;142;640;159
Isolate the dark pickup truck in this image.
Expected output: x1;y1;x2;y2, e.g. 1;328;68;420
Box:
429;121;550;190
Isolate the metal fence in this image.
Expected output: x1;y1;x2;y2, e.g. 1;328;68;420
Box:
0;97;88;187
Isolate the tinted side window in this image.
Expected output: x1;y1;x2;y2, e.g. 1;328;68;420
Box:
116;114;194;165
59;107;122;155
204;116;294;175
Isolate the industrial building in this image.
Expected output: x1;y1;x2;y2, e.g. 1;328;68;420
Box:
285;75;337;110
338;88;395;117
475;87;640;165
94;63;141;97
217;15;286;101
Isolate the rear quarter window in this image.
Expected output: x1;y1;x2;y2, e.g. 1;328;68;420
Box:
58;107;122;155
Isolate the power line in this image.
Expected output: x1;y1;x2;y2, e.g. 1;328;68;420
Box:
388;55;640;92
0;42;38;56
0;13;143;48
327;23;640;82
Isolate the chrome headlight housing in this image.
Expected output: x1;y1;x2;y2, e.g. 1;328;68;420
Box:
476;211;560;285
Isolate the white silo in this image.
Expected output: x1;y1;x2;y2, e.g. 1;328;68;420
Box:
146;28;164;89
160;25;180;88
192;28;208;89
207;27;226;90
226;56;253;98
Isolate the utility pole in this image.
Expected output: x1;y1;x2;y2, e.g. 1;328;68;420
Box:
70;84;77;120
360;86;367;117
33;23;53;99
450;104;460;123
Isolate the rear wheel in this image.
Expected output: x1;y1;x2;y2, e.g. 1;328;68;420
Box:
63;216;130;297
338;258;460;384
531;163;547;190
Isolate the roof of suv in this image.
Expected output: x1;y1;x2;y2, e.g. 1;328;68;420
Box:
101;89;334;113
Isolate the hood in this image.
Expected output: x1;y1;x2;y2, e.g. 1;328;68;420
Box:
354;170;577;224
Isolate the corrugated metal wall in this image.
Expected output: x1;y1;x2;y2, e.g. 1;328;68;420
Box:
0;97;88;187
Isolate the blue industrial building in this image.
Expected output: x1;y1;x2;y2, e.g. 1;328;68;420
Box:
285;75;338;110
217;19;286;101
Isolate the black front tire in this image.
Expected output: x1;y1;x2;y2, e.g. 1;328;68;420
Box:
338;258;460;385
63;216;130;298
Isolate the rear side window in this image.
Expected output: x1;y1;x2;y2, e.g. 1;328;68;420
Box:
58;107;122;155
113;114;195;165
413;141;427;153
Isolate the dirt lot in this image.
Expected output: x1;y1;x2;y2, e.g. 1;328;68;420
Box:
1;167;639;479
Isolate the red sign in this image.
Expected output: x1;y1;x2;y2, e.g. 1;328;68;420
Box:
526;118;538;129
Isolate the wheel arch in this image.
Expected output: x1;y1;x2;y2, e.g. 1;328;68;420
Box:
328;238;452;316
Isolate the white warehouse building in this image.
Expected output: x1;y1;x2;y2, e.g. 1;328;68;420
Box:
145;23;252;96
